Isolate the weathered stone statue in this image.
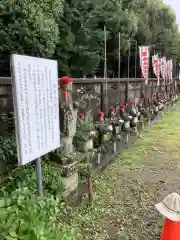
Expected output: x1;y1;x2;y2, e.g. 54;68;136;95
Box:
59;76;78;152
109;106;117;121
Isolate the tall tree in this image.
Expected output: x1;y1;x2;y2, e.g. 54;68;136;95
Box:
0;0;179;77
0;0;63;57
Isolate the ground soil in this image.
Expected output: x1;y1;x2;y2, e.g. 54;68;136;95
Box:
67;107;180;240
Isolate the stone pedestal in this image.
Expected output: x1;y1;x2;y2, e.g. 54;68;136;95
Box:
61;136;74;152
124;121;130;129
97;153;101;164
125;133;129;144
61;108;78;152
82;138;93;153
113;142;117;153
141;121;145;130
62;162;76;177
115;126;120;134
63;171;78;194
102;132;112;143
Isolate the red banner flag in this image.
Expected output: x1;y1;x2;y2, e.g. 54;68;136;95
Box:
139;46;150;84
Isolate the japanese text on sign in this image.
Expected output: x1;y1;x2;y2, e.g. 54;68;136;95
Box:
11;54;60;165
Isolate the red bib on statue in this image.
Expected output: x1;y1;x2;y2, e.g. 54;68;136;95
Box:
161;218;180;240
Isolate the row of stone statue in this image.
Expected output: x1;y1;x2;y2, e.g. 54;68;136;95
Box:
59;76;177;153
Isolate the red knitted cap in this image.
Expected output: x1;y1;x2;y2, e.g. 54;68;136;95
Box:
98;111;104;117
110;106;115;110
79;113;85;117
120;104;126;109
59;76;72;85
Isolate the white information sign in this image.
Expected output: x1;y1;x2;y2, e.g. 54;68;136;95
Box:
11;54;60;165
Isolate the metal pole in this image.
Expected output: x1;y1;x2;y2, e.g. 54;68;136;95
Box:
118;32;121;103
104;25;107;80
118;32;121;80
145;46;150;104
104;25;108;116
139;46;144;101
36;157;43;196
151;49;155;100
134;40;137;99
174;59;176;95
128;39;130;81
164;55;168;95
127;39;130;103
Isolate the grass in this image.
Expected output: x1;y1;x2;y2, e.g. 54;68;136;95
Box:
63;107;180;239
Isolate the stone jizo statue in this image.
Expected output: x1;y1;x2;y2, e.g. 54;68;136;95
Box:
59;76;78;152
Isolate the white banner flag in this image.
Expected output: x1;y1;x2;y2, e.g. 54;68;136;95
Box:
152;55;160;86
160;57;166;85
139;46;150;84
166;60;170;83
166;59;173;84
169;59;173;83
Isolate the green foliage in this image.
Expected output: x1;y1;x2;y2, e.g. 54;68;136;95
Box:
53;147;77;164
77;119;94;133
77;93;99;113
55;0;139;76
0;160;77;239
0;187;77;240
73;131;89;149
0;0;179;76
176;35;180;62
55;0;180;76
0;0;63;57
42;161;66;196
0;161;65;196
73;119;95;150
0;135;17;162
147;1;179;57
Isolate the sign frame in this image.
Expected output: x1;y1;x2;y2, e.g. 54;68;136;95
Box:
11;54;60;196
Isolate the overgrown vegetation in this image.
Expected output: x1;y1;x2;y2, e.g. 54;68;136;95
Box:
73;118;96;150
0;159;78;239
0;100;179;239
0;108;78;240
52;148;77;165
0;0;179;77
0;135;17;163
0;188;76;240
0;117;73;239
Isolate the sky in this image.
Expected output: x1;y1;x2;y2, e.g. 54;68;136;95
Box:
164;0;180;31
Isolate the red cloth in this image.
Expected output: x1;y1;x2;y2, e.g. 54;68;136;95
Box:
59;88;70;96
161;218;180;240
130;100;134;104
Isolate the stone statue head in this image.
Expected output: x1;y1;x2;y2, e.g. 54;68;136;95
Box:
59;76;72;91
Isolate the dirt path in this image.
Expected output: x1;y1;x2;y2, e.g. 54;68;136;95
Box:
67;107;180;240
